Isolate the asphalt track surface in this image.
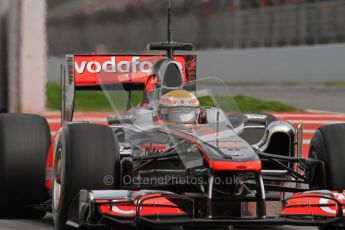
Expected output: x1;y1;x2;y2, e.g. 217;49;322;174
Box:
0;214;316;230
2;111;344;230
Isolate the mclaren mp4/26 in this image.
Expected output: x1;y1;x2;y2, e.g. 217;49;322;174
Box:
0;4;345;230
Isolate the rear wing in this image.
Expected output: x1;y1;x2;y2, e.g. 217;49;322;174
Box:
66;54;196;90
61;54;196;122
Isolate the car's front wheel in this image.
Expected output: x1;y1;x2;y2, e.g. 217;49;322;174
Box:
309;124;345;191
52;123;120;230
309;123;345;230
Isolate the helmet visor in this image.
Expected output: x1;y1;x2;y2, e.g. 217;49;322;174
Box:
160;106;198;124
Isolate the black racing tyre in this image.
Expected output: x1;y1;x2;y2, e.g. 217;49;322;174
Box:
319;226;344;230
184;226;230;230
52;123;120;230
309;124;345;230
0;113;50;218
309;124;345;191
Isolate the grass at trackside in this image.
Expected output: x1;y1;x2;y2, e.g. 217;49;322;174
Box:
198;95;298;113
323;81;345;87
47;83;112;111
46;83;61;110
46;83;142;112
233;95;299;112
46;83;299;113
200;80;345;88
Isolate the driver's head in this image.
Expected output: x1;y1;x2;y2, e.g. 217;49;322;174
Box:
159;90;199;124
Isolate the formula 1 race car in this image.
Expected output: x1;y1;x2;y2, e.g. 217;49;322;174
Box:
0;2;344;230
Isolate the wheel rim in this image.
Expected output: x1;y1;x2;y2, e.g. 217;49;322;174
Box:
53;149;62;212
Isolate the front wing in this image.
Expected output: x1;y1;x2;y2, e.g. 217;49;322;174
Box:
75;189;345;229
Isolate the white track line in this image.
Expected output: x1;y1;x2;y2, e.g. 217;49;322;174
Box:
46;111;345;117
305;109;345;115
47;118;344;125
47;118;106;123
273;114;345;118
303;140;311;144
285;120;345;124
303;130;316;133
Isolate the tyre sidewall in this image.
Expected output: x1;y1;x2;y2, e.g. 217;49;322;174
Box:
52;123;119;230
309;124;345;190
0;113;50;218
309;130;328;189
52;134;68;230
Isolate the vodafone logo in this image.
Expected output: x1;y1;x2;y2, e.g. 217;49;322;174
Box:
319;193;345;214
75;57;153;74
111;206;135;216
71;55;191;86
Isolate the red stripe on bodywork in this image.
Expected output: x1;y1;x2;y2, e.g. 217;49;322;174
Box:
209;160;262;172
281;192;345;217
99;196;186;217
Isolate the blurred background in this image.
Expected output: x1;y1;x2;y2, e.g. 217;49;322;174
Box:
0;0;344;114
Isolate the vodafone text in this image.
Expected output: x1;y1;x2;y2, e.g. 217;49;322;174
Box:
75;56;183;74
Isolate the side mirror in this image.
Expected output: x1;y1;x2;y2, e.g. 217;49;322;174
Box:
107;115;134;125
243;114;267;125
233;114;267;133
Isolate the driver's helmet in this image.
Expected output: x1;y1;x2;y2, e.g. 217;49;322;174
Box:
159;89;200;124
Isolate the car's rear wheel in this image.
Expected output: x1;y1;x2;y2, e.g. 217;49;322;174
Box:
309;124;345;230
0;113;50;218
52;123;120;230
